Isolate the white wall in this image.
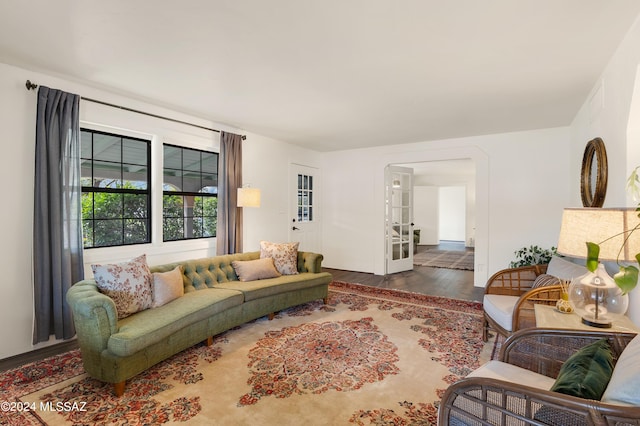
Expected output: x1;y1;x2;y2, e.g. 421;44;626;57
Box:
0;61;320;359
241;132;323;252
321;127;571;287
412;161;477;246
413;186;439;244
439;186;466;241
569;14;640;325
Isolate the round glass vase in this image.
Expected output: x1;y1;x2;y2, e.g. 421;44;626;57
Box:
568;263;629;328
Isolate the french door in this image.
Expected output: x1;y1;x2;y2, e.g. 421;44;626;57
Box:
385;165;414;274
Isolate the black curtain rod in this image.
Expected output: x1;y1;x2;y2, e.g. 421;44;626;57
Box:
25;80;246;140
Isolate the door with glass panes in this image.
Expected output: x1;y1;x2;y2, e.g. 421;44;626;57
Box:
291;165;320;252
385;165;414;274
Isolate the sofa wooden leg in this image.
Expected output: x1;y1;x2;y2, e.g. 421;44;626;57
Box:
113;381;126;397
268;312;275;320
204;336;213;346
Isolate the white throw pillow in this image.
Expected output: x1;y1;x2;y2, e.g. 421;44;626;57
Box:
151;266;184;308
92;254;153;319
232;258;281;282
547;256;587;281
601;334;640;405
260;241;299;275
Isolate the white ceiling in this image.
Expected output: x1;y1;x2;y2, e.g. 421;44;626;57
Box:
2;1;640;152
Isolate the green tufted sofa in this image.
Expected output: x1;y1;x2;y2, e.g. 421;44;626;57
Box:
66;251;332;396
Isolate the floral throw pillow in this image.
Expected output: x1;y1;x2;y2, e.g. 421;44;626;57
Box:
260;241;299;275
92;254;153;319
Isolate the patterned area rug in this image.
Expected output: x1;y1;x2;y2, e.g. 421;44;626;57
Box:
0;282;494;425
413;249;475;270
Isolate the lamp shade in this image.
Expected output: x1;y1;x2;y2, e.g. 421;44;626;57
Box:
237;187;261;208
557;208;640;261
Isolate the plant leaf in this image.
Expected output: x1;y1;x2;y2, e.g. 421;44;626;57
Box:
586;242;600;273
614;265;638;295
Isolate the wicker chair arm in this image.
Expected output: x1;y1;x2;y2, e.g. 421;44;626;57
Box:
438;376;640;426
511;284;563;331
500;328;637;379
484;264;548;297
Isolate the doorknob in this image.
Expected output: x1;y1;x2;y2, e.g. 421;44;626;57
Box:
292;226;300;231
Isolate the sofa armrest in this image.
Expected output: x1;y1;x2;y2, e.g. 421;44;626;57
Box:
500;328;636;379
66;280;119;352
485;264;548;297
297;251;324;273
438;376;640;426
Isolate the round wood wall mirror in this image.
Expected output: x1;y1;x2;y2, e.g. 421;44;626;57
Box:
580;137;608;207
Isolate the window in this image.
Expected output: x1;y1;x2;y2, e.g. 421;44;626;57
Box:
163;144;218;241
81;129;151;248
297;173;313;222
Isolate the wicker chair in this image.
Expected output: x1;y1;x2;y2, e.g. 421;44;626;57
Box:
438;328;640;426
482;264;563;341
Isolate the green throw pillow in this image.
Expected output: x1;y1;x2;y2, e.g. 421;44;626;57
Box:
550;339;614;400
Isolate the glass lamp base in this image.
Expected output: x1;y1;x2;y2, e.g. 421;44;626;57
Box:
581;316;612;328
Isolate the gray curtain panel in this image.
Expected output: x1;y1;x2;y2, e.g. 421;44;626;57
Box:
33;86;84;344
216;131;243;255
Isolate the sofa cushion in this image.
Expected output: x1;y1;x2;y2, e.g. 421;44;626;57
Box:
467;360;556;390
181;253;259;291
151;266;184;308
92;254;153;319
483;294;518;332
232;258;281;282
260;241;299;275
601;334;640;405
215;272;332;302
550;339;614;400
109;288;244;357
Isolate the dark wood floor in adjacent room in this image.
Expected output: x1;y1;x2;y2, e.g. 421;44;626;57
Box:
323;241;485;302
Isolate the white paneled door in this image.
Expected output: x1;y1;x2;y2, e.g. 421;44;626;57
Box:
290;164;320;253
386;165;414;274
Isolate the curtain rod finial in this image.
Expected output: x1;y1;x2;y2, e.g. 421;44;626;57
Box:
25;80;38;91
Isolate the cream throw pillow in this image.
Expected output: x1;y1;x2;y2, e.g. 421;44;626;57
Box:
92;254;153;319
151;266;184;308
232;258;281;282
601;334;640;405
260;241;299;275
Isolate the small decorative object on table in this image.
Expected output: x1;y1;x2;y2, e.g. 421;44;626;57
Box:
556;279;573;313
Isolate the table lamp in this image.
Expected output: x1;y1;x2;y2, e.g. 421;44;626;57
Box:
556;208;640;327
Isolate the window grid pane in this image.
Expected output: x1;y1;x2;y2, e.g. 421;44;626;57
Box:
162;144;218;242
81;128;151;249
297;173;314;223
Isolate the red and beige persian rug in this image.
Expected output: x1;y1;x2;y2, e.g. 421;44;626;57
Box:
0;282;494;425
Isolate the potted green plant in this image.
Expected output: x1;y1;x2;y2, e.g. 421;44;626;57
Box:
509;245;557;268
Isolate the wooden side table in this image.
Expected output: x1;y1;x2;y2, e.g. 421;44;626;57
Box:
534;304;640;333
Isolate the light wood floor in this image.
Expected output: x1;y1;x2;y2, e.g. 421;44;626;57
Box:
323;241;485;302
